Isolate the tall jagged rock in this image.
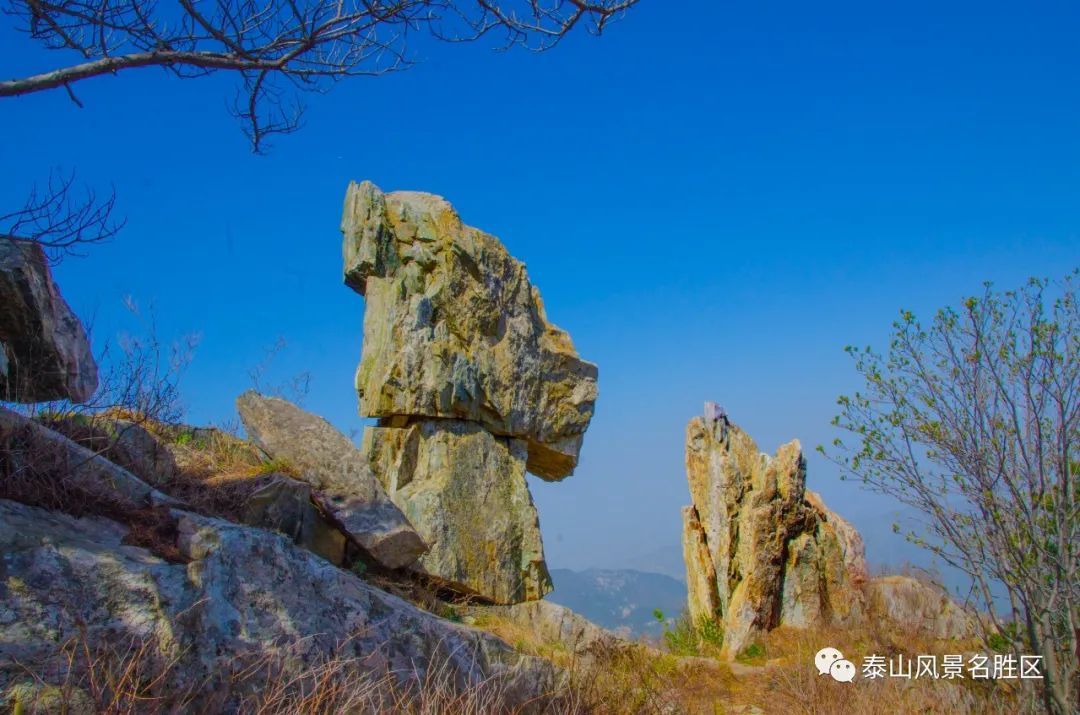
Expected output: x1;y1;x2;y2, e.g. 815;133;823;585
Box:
681;404;866;657
341;181;597;481
342;181;596;604
0;240;98;403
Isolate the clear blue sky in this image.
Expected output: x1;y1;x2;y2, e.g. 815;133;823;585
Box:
2;1;1078;584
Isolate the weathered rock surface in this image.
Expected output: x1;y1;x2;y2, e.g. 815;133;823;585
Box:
0;499;565;710
0;406;177;509
780;490;868;628
363;419;551;604
462;600;629;658
43;412;179;487
341;180;598;480
682;406;866;657
236;391;426;569
241;473;348;565
681;505;719;628
865;576;979;640
0;240;97;403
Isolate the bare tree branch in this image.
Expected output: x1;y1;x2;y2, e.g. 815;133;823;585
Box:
1;170;124;263
1;0;638;151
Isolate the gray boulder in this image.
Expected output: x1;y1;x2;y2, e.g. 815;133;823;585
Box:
0;499;566;711
240;473;348;565
0;406;176;509
41;412;178;487
864;576;980;640
0;240;97;403
462;600;630;658
236;391;426;569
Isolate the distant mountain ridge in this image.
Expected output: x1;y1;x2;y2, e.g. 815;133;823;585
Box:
547;568;687;637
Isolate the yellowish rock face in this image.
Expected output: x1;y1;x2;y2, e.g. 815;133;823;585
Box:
341;180;597;481
681;410;867;658
362;419;552;604
864;575;978;640
682;505;719;623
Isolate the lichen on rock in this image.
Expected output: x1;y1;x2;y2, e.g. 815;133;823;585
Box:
363;419;551;604
341;180;598;481
681;405;866;657
341;180;597;606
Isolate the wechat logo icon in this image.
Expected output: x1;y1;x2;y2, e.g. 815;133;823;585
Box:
815;647;856;682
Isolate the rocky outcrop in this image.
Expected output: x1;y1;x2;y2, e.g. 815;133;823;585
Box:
340;180;598;481
342;181;596;604
781;491;868;628
681;405;866;657
240;473;348;565
0;499;565;711
43;411;179;487
462;600;630;658
865;576;979;640
236;391;426;570
0;406;177;509
0;240;97;403
363;420;550;604
682;505;719;628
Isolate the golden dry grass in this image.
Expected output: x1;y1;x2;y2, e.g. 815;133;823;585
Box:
4;630;580;715
464;609;1038;715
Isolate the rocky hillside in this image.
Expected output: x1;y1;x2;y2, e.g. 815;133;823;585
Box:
0;185;1003;714
0;182;614;712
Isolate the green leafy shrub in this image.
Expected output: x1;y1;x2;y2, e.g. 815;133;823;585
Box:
736;642;765;663
654;610;724;657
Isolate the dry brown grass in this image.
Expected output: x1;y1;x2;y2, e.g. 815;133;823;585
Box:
464;607;1036;715
466;611;738;714
10;619;1031;715
29;409;300;525
733;625;1027;715
4;630;581;715
466;612;580;670
0;411;189;562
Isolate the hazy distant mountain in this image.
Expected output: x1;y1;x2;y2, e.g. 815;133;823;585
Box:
547;568;687;637
609;543;687;583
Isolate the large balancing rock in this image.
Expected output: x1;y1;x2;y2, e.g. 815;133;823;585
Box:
363;419;552;605
341;181;598;481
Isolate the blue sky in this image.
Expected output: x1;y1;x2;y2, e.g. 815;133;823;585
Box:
2;1;1078;585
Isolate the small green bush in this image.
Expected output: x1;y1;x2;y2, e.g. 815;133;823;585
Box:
654;610;724;657
987;622;1021;654
736;642;765;663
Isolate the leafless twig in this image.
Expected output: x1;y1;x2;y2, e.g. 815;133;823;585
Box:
0;170;124;263
1;0;637;152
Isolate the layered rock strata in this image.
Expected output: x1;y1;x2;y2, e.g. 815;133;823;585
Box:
363;420;549;604
0;499;564;711
342;181;596;604
681;404;867;657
